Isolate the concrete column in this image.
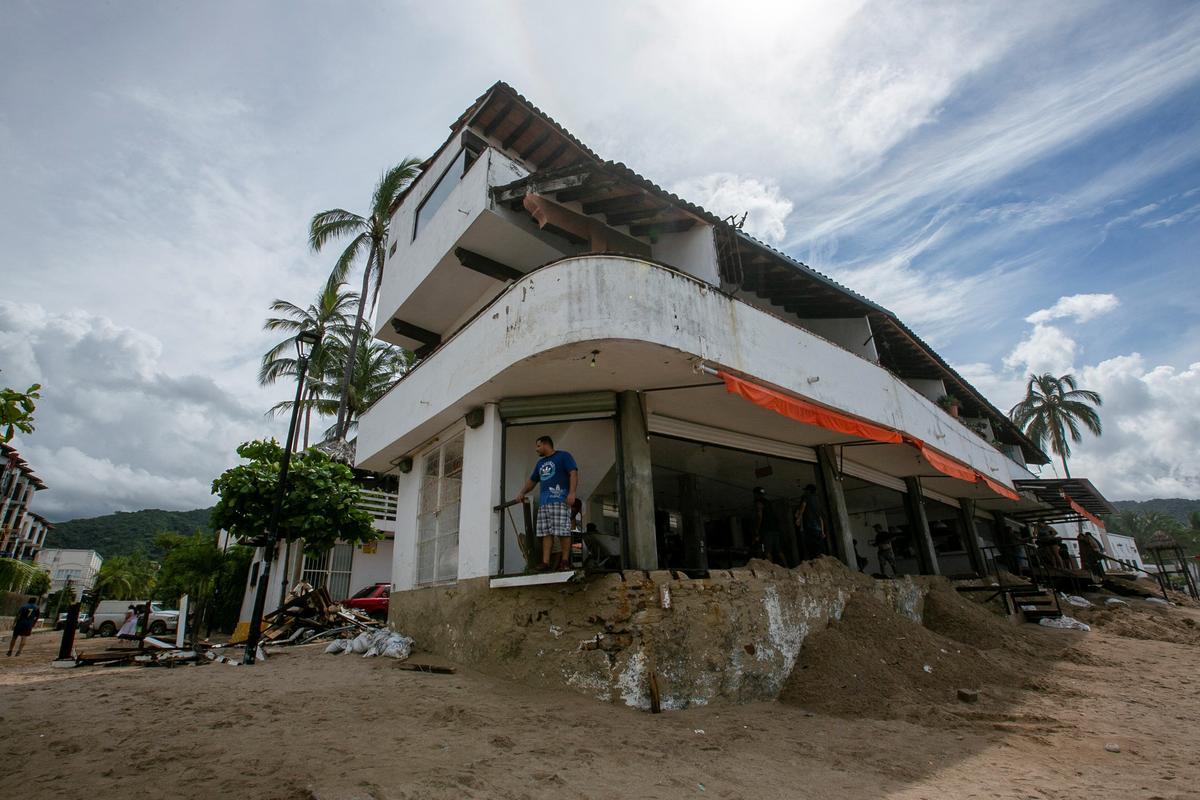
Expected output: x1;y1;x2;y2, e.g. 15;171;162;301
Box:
816;445;856;570
957;498;986;575
677;474;707;571
460;404;503;580
903;477;940;576
618;391;657;570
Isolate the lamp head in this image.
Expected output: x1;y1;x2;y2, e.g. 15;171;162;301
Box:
295;329;321;360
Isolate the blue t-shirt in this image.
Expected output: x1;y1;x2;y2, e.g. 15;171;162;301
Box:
530;450;577;506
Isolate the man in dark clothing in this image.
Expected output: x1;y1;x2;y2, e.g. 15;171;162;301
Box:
8;596;40;657
872;523;898;577
753;487;787;566
795;483;828;560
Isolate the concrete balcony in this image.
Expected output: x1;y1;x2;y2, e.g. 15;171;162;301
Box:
357;255;1016;499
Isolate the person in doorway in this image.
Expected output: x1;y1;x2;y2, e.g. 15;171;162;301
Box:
872;524;898;578
516;435;578;572
752;487;787;566
795;483;828;560
1035;523;1065;570
1078;529;1106;580
7;596;40;657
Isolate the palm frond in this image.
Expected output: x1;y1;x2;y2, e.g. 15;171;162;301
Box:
326;232;369;288
309;209;365;252
372;159;424;220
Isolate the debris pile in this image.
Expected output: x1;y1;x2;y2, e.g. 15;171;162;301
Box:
325;628;414;659
254;582;382;647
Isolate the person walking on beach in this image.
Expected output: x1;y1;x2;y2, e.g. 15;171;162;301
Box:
117;604;140;642
516;435;578;572
7;596;40;657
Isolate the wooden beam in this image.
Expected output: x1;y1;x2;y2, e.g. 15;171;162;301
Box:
553;180;617;203
502;114;534;150
521;130;552;161
629;219;696;237
481;100;513;137
390;318;441;347
582;194;646;216
493;171;593;204
538;140;569;169
605;206;672;226
455;247;522;282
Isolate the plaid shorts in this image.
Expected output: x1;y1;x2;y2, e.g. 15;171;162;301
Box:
536;501;571;537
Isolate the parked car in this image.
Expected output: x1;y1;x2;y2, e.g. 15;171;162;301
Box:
341;583;390;618
54;611;91;632
90;600;179;637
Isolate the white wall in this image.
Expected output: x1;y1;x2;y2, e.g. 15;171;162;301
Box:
358;255;1015;489
35;548;102;593
349;540;395;590
375;132;495;337
459;404;503;579
391;452;423;592
903;378;947;404
651;225;719;285
796;317;880;364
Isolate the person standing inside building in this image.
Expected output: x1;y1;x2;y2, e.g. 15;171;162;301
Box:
795;483;828;560
7;596;40;657
753;487;787;566
872;523;898;577
516;435;578;572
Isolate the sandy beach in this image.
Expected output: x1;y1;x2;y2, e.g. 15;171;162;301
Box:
2;591;1198;800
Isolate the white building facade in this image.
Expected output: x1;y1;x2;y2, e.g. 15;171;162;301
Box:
0;443;49;562
35;548;103;595
355;83;1114;596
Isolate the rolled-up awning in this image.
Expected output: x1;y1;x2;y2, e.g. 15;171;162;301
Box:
715;369;1019;501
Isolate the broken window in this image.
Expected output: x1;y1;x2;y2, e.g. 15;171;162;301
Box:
412;138;483;241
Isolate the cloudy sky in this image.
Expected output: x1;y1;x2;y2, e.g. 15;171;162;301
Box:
2;1;1198;520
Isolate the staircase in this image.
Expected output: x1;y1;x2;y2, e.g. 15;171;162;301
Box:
1008;586;1062;622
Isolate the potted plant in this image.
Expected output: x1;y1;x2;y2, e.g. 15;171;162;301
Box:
937;394;962;418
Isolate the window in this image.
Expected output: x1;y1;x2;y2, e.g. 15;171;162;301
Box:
416;434;465;585
412;140;482;240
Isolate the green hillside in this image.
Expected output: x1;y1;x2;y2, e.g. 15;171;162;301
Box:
43;508;215;559
1108;498;1200;556
1110;498;1200;524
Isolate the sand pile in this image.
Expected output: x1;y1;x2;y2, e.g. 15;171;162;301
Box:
778;586;1023;719
1073;601;1200;646
921;582;1033;655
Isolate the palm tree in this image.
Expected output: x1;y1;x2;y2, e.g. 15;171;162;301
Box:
309;159;423;439
271;330;411;439
260;284;358;449
1008;373;1102;478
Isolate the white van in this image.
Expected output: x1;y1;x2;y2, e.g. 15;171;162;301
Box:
91;600;180;637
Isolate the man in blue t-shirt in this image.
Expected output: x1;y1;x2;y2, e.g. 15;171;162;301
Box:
516;435;579;571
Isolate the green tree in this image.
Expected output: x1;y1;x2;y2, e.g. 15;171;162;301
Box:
309;159;423;439
0;379;40;442
0;556;41;593
259;283;358;450
26;570;50;597
155;530;253;636
271;330;410;440
93;552;159;600
209;439;378;555
1008;373;1102;478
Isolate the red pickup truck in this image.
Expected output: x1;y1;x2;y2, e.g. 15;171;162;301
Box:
341;583;391;618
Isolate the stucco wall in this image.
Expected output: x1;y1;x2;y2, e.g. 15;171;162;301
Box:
358;256;1013;489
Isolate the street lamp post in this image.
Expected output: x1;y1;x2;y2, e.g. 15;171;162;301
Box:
243;329;321;664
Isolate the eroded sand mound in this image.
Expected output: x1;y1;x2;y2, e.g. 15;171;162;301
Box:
778;587;1023;719
1073;601;1200;646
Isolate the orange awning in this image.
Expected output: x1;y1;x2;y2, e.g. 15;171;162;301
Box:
717;370;902;446
1064;491;1106;529
716;369;1020;501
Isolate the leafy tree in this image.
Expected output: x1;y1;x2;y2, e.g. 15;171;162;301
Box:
259;284;358;450
1191;511;1200;532
270;330;410;440
26;570;50;597
155;530;253;635
1;379;40;442
0;556;41;593
1008;373;1102;478
93;551;159;600
209;439;377;555
309;158;423;438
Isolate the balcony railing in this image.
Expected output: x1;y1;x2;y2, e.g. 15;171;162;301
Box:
358;489;398;523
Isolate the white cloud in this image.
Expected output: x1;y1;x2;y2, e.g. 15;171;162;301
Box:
1025;293;1120;324
0;302;281;520
1003;323;1078;377
671;173;794;243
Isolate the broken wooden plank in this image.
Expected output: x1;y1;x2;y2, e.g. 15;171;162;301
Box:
395;662;456;674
